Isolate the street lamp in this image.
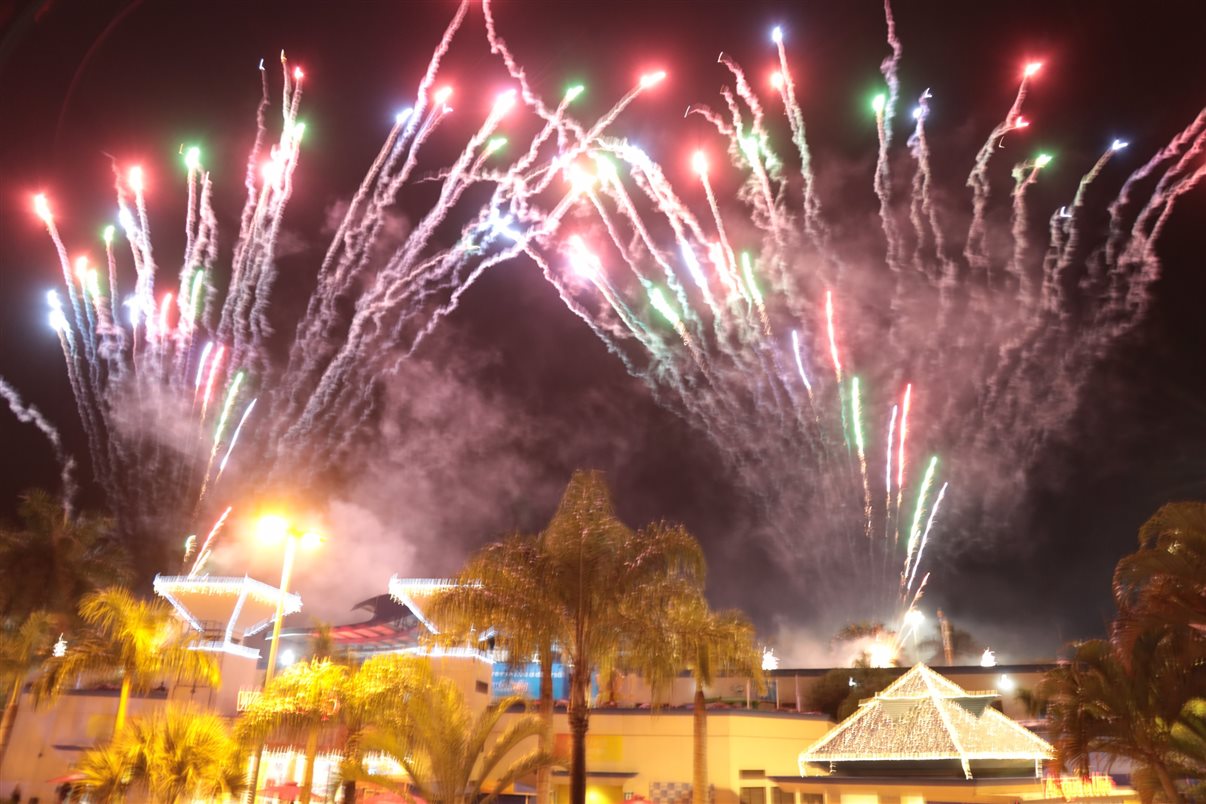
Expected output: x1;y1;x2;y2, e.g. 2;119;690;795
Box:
256;514;322;685
246;514;322;804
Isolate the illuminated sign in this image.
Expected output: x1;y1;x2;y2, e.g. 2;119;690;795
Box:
491;661;597;700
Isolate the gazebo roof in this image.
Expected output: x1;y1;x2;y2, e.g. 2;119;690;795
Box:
798;664;1053;779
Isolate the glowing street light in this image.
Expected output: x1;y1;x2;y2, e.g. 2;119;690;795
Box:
246;513;323;804
256;513;323;684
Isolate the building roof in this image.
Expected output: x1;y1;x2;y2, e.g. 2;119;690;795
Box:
154;575;302;657
281;594;427;651
387;576;458;634
798;663;1053;779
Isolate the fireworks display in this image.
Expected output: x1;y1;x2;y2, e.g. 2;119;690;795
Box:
6;0;1205;625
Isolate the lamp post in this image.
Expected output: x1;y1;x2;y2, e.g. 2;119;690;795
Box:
247;514;322;804
257;514;322;685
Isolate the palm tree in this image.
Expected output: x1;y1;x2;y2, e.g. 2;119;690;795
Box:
237;658;348;804
356;681;553;804
76;740;134;803
37;587;219;736
804;664;897;721
337;653;435;803
642;594;763;804
76;704;244;803
309;622;351;664
428;533;561;804
240;652;435;804
1114;502;1206;651
0;610;56;764
539;471;705;804
0;489;130;620
1038;628;1206;804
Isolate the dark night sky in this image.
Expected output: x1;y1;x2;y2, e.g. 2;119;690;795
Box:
1;0;1204;663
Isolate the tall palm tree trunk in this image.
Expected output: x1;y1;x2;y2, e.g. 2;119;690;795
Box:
568;671;590;804
1152;760;1184;804
692;686;707;804
537;651;553;804
0;677;23;764
341;741;361;804
114;675;132;736
300;723;320;804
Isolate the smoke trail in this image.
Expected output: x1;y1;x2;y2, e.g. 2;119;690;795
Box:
0;378;77;517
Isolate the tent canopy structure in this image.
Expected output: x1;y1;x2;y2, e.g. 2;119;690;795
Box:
155;574;301;657
798;664;1053;779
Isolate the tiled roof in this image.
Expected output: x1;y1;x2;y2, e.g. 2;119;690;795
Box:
798;664;1052;779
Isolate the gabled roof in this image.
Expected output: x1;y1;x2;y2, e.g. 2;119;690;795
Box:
798;663;1052;779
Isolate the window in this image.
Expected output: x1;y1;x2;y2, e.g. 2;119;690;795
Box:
475;680;489;694
739;771;766;780
801;795;823;804
740;788;767;804
772;788;795;804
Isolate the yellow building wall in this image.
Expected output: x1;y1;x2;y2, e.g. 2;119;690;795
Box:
839;795;879;804
424;653;495;711
0;689;172;802
493;709;832;804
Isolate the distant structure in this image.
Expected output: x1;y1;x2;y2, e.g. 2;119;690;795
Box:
279;593;429;660
153;574;300;714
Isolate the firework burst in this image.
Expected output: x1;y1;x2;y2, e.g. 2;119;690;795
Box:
10;1;1205;626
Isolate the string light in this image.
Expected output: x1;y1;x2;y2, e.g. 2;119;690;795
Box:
388;576;460;635
154;575;303;643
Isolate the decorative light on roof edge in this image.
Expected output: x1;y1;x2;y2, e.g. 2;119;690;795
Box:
154;574;303;644
395;644;495;665
155;574;303;608
387;575;461;635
